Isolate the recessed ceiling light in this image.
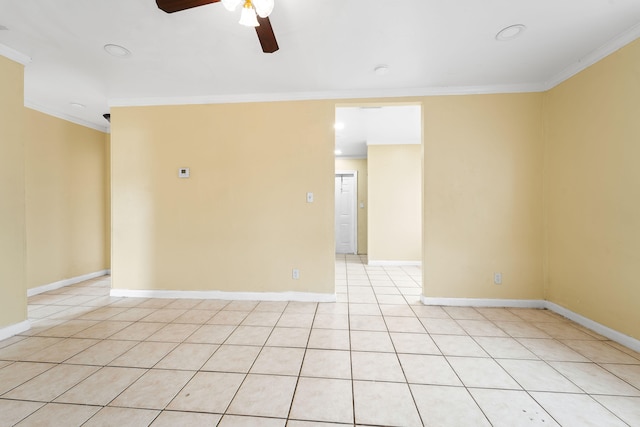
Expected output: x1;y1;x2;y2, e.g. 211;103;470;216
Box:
374;65;390;76
496;24;527;41
104;44;131;58
334;149;343;155
334;122;345;130
70;102;85;109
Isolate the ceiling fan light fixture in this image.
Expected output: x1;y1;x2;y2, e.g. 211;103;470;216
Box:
239;1;260;27
221;0;242;12
253;0;274;18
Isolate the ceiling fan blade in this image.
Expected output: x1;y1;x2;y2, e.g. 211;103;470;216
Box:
157;0;279;54
255;16;279;53
156;0;220;13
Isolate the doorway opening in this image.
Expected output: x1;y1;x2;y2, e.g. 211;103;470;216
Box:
333;103;423;265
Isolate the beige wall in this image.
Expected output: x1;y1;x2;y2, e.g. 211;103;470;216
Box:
111;101;335;294
423;93;545;300
335;158;368;254
1;37;637;345
110;93;545;303
368;145;422;262
24;109;108;289
544;39;640;340
0;56;27;328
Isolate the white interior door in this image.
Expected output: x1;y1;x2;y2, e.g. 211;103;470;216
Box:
335;172;357;254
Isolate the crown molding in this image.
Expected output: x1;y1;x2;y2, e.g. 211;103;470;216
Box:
543;22;640;90
43;24;640;125
2;19;638;133
0;43;31;65
108;82;547;108
108;25;640;109
24;100;109;133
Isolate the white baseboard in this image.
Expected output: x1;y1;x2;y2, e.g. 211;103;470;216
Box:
368;260;422;267
27;270;110;297
111;289;337;303
545;301;640;353
421;296;545;308
420;296;640;353
0;320;31;341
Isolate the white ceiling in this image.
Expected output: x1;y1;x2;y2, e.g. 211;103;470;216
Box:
1;0;639;132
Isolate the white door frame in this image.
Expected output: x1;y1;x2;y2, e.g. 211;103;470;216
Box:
335;170;358;254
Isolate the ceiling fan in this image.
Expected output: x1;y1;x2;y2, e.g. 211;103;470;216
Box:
155;0;279;53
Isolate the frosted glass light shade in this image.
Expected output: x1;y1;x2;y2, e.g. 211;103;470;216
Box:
221;0;242;11
253;0;274;18
239;4;260;27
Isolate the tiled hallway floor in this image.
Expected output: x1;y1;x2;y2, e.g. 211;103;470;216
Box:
1;255;639;426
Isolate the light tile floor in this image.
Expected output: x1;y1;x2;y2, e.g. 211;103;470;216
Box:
1;254;639;426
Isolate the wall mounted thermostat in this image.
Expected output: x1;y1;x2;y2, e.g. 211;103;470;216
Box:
178;167;190;178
